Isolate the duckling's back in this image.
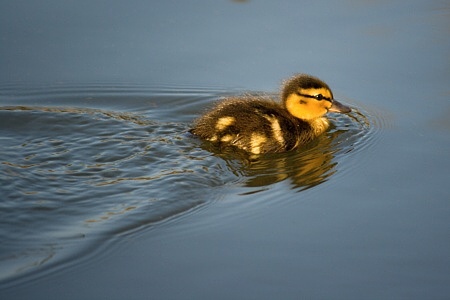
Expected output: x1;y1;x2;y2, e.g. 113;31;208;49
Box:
191;97;314;154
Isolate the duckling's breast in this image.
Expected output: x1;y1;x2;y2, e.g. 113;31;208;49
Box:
310;117;330;136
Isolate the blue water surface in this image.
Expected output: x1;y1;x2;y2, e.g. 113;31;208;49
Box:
0;0;449;299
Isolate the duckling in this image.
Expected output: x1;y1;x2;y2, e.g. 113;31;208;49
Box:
190;74;351;154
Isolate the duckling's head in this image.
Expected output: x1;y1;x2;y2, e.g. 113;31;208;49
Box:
282;74;351;120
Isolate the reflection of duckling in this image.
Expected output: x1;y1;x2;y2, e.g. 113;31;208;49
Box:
190;74;351;154
242;133;337;189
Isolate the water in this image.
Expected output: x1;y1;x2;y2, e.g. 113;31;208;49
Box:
1;0;449;299
0;85;372;284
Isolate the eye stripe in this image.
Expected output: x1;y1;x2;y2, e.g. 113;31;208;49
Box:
296;92;332;102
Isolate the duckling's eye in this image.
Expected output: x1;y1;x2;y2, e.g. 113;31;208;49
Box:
314;94;324;100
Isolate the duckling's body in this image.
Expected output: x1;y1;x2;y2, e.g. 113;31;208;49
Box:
191;98;326;154
190;74;351;154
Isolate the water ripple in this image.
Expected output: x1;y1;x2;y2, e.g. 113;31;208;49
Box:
0;84;387;288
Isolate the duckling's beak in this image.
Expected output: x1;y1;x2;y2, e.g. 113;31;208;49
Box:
328;99;351;113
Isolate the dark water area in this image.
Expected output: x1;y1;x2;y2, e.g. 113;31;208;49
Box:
1;0;449;299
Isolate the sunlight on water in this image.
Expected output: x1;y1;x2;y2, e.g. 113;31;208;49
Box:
0;84;383;287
